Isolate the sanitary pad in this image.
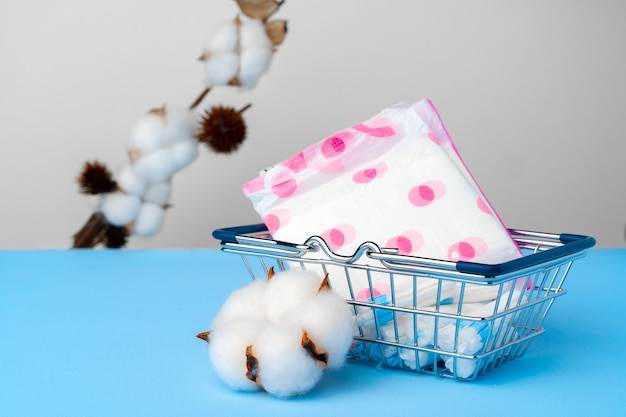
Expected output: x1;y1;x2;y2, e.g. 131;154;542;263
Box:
243;99;521;265
243;99;524;307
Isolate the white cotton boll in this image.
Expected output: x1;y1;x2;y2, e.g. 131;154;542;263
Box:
252;322;324;398
128;113;166;153
207;319;268;392
237;47;273;88
205;52;239;86
100;192;141;226
264;270;324;324
132;202;164;237
131;148;177;184
291;290;355;369
205;20;239;52
239;19;272;49
142;181;171;206
161;107;196;146
211;280;268;329
169;139;199;172
117;164;148;197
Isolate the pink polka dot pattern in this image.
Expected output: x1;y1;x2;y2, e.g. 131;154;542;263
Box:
321;223;356;252
355;282;391;301
321;136;346;158
352;162;388;184
263;209;291;234
408;180;446;207
283;152;308;174
447;237;488;261
428;132;441;145
477;198;492;215
269;171;297;198
352;122;396;138
385;230;424;255
310;130;355;174
356;287;382;301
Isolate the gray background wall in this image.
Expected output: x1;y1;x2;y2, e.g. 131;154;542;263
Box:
1;0;624;249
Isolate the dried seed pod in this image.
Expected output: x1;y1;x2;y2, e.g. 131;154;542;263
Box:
236;0;283;20
245;345;259;382
301;331;328;367
78;161;118;195
197;105;249;154
318;273;330;292
266;266;275;279
196;331;210;342
104;224;129;248
265;20;287;46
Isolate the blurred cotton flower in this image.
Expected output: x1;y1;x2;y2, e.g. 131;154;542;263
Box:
72;0;288;248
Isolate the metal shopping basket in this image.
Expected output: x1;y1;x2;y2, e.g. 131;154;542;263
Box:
212;224;595;380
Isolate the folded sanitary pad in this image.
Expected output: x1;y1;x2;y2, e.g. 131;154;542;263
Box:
243;99;521;266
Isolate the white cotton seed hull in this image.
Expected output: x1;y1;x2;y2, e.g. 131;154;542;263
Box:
117;164;148;197
208;319;268;392
131;148;177;184
128;113;166;153
205;52;239;86
237;47;273;89
264;270;324;324
100;192;142;226
170;139;199;172
206;20;239;52
132;203;164;237
211;280;268;329
253;322;323;398
291;291;355;369
142;181;171;205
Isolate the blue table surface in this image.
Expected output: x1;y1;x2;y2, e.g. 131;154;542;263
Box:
1;248;625;417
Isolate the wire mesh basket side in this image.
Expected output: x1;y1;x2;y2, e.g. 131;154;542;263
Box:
230;249;575;380
215;226;595;380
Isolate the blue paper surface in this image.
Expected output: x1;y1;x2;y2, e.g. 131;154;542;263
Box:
0;249;625;416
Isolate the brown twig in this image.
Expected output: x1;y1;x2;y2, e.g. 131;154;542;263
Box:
72;212;107;248
189;87;211;110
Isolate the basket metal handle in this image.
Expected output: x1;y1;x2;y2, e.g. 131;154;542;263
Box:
212;224;596;277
